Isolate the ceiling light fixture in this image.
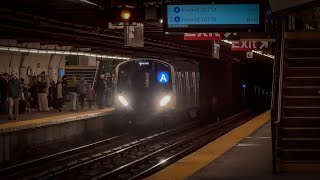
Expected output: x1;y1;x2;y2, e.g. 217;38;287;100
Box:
0;46;131;60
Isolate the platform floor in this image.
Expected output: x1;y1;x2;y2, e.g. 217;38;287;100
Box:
148;110;320;180
0;106;114;134
0;105;105;123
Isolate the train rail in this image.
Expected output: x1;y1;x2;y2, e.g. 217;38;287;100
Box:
0;121;199;179
0;110;255;180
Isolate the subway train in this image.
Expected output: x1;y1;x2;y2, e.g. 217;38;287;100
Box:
113;58;200;125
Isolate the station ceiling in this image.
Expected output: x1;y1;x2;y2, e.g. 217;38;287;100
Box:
0;0;276;62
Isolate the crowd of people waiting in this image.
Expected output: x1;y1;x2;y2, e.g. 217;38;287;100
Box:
0;71;111;120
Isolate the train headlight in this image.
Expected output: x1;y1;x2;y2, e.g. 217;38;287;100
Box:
160;95;171;107
118;95;129;107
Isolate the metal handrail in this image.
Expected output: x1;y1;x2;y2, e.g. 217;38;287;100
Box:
271;17;287;174
274;19;286;124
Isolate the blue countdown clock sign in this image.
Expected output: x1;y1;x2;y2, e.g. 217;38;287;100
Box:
157;72;169;84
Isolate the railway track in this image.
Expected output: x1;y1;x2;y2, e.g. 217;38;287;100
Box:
0;110;256;180
0;121;199;179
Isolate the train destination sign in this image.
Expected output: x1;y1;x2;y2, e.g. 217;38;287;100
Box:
164;3;264;32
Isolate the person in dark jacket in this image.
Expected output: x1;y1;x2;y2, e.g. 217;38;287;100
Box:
48;79;56;110
8;72;22;120
37;75;49;112
0;73;9;114
62;75;68;105
94;74;106;109
28;76;38;111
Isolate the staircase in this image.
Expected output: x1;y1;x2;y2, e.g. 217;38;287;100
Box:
275;32;320;172
65;65;97;85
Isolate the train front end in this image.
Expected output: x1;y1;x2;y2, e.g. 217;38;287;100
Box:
115;59;174;122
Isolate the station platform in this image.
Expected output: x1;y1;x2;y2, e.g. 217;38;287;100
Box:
0;107;114;134
148;110;320;180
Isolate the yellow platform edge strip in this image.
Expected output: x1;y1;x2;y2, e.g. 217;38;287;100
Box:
147;110;270;180
0;108;115;133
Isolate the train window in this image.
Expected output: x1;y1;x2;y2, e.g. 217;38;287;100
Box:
145;72;150;88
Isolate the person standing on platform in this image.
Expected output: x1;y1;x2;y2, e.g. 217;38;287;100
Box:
62;75;68;106
78;76;87;109
55;78;63;112
0;73;9;114
7;72;22;120
37;75;50;112
94;74;106;109
86;84;95;109
69;76;78;111
29;76;38;111
48;79;55;110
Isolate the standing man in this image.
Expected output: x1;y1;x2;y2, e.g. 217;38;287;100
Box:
37;75;50;112
78;76;87;109
0;73;9;114
94;74;106;109
8;72;22;120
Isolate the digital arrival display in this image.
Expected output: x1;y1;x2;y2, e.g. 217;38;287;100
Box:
165;4;262;32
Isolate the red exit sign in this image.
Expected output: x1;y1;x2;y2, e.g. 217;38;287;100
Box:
184;33;222;40
231;41;270;51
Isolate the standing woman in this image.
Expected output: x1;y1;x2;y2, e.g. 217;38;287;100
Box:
69;76;78;111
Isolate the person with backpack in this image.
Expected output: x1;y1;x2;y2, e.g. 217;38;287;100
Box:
8;72;22;120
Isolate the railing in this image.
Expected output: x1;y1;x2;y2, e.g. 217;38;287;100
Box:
271;17;287;173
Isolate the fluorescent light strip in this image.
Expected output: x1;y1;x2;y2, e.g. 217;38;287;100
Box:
0;46;131;60
222;40;232;44
222;40;275;60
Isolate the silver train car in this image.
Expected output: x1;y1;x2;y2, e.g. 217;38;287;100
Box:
114;58;199;123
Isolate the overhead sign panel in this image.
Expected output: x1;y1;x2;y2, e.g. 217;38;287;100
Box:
164;3;264;32
124;23;144;47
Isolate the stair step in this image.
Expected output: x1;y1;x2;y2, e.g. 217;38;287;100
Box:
281;116;320;127
283;107;320;117
279;127;320;138
278;149;320;161
287;49;320;58
283;97;320;106
287;40;320;49
284;86;320;96
278;138;320;149
286;59;320;67
284;67;320;77
277;161;320;173
284;77;320;86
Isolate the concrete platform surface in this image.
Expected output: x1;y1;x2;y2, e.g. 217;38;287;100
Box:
0;107;114;134
188;122;320;180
